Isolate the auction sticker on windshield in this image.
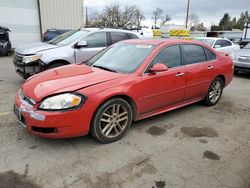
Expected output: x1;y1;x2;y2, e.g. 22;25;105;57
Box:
136;44;153;49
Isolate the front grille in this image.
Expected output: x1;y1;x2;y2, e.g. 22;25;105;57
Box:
238;56;250;63
19;90;36;106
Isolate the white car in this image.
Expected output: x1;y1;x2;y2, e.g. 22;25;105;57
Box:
195;37;240;55
131;28;154;39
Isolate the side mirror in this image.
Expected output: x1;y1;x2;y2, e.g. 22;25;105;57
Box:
76;40;88;48
214;45;221;48
149;63;168;73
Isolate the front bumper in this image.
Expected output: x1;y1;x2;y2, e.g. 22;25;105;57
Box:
234;60;250;72
14;93;92;139
13;54;44;79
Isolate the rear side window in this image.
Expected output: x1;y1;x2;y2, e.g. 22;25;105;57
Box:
150;45;182;69
110;32;128;44
84;32;107;48
215;39;232;47
204;48;216;60
127;33;138;39
214;40;224;47
182;44;206;64
222;40;232;47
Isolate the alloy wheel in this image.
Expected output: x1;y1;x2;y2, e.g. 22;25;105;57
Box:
209;80;222;103
99;104;129;138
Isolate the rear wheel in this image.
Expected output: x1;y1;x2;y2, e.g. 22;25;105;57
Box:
203;77;224;106
91;98;132;143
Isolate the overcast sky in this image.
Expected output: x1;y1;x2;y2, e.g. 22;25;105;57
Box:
85;0;250;28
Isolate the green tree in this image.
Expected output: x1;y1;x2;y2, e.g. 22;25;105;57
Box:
211;24;219;31
235;11;250;30
218;13;232;30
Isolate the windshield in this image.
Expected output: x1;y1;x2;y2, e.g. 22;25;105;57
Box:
195;38;215;47
48;30;89;46
244;43;250;49
87;43;155;73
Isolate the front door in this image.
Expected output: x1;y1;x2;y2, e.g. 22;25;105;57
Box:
75;32;107;63
140;45;186;114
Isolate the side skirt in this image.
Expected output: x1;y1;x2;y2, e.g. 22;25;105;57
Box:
137;97;204;121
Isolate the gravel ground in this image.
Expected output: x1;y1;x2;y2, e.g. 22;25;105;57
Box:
0;56;250;188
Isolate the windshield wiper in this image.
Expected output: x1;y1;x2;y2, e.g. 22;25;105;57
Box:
93;65;117;73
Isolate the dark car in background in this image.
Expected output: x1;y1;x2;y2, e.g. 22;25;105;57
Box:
42;28;71;42
0;26;12;56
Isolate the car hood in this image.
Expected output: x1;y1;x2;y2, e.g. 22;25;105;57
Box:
236;48;250;56
15;42;58;55
21;64;124;102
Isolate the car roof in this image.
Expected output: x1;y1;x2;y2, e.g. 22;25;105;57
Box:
81;27;139;34
196;37;228;40
122;39;207;46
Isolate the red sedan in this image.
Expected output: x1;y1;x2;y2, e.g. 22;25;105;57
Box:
14;39;233;143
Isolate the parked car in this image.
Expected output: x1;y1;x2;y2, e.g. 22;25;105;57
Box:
13;28;139;79
42;28;71;42
233;42;250;73
0;26;12;56
130;28;154;39
14;39;233;143
195;37;240;55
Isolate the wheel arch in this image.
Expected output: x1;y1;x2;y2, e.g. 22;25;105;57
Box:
49;59;70;66
93;94;138;122
216;74;225;87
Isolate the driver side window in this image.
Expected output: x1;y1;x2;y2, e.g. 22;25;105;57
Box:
148;45;182;71
83;32;107;48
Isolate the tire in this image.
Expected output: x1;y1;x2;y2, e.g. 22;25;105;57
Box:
91;98;133;143
46;62;67;70
203;77;224;106
234;70;239;74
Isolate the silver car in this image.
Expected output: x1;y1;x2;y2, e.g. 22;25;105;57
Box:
13;28;139;79
195;37;240;55
233;43;250;73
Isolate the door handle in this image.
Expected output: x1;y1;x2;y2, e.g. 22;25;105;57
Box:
176;72;185;77
208;65;214;70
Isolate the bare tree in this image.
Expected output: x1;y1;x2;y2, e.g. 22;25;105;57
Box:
162;14;171;24
152;8;163;29
188;13;200;29
135;9;145;28
88;4;144;29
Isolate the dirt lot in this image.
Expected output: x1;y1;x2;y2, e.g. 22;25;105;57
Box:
0;56;250;188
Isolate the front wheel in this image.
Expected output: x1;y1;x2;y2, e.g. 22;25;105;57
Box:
203;77;224;106
91;98;133;143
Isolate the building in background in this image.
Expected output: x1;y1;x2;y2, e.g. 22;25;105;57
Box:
0;0;84;47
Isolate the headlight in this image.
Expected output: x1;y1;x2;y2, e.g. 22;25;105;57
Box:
39;93;85;110
22;54;41;64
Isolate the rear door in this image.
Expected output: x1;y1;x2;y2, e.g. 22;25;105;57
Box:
182;44;215;101
75;32;108;62
140;45;186;114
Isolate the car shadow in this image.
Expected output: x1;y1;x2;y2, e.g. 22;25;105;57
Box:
234;72;250;79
